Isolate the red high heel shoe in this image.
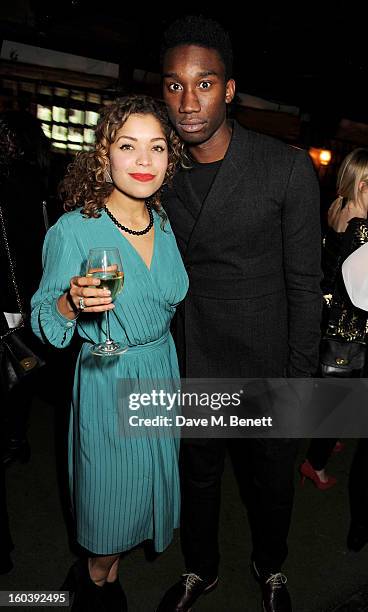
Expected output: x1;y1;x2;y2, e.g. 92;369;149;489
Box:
299;460;337;490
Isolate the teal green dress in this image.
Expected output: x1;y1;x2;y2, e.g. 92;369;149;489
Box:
31;209;188;554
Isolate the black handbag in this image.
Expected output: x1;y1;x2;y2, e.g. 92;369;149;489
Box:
0;324;45;391
0;205;45;392
319;337;366;377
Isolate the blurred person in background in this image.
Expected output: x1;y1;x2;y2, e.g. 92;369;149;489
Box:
300;148;368;489
0;110;50;467
0;110;50;573
342;241;368;552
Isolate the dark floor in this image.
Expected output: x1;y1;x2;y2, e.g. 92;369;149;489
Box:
1;390;368;612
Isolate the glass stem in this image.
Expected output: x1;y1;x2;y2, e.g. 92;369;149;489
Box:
105;310;113;344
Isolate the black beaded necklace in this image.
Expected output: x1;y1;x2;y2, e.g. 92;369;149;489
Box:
104;203;154;236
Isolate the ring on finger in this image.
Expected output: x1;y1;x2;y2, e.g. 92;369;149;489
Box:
79;297;86;310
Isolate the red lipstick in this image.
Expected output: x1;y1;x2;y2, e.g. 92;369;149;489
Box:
129;173;155;182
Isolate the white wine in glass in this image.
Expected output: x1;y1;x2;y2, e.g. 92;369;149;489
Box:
86;247;126;356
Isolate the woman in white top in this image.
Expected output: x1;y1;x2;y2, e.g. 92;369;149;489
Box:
342;242;368;552
300;148;368;490
342;241;368;310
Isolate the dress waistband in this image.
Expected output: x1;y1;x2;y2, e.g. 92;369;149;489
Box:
84;330;170;355
126;331;170;355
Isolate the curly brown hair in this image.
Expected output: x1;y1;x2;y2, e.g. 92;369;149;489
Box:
59;95;185;219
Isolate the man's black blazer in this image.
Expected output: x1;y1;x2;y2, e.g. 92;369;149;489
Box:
164;122;322;378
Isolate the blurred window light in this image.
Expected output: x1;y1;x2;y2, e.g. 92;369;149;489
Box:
52;125;68;142
68;143;83;151
55;88;69;98
39;85;52;95
69;109;85;125
53;142;67;150
86;110;99;126
0;73;109;154
37;105;52;122
87;93;101;104
71;90;85;101
84;128;95;144
52;106;68;123
68;127;84;143
41;123;51;139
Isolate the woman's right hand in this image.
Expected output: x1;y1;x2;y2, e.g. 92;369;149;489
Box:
328;198;367;233
57;276;114;320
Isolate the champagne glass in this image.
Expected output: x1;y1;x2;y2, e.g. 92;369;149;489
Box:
86;247;126;356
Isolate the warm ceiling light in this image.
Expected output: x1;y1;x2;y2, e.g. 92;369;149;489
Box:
319;149;332;166
308;147;333;168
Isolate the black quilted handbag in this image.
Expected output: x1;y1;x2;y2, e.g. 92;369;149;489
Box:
319;338;366;377
0;205;45;392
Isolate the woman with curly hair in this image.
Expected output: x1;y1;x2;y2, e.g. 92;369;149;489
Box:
31;95;188;611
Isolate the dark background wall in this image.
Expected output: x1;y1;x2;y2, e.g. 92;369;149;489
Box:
1;1;367;216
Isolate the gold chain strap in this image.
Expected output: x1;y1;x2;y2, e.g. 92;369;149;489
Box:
0;205;25;340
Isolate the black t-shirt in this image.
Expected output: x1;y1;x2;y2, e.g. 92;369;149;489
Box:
170;158;222;374
188;159;222;209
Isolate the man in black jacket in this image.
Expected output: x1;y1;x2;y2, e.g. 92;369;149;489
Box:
156;15;322;612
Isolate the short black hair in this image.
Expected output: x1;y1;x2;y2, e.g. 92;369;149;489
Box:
161;15;233;80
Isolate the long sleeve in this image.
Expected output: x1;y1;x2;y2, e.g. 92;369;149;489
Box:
342;242;368;311
282;149;322;376
31;217;81;348
324;218;368;342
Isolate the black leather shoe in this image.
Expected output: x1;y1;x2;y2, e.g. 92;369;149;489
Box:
347;523;368;552
252;562;292;612
104;578;128;611
62;559;109;611
155;573;218;611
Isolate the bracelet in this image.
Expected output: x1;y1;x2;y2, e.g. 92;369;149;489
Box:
66;292;81;319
